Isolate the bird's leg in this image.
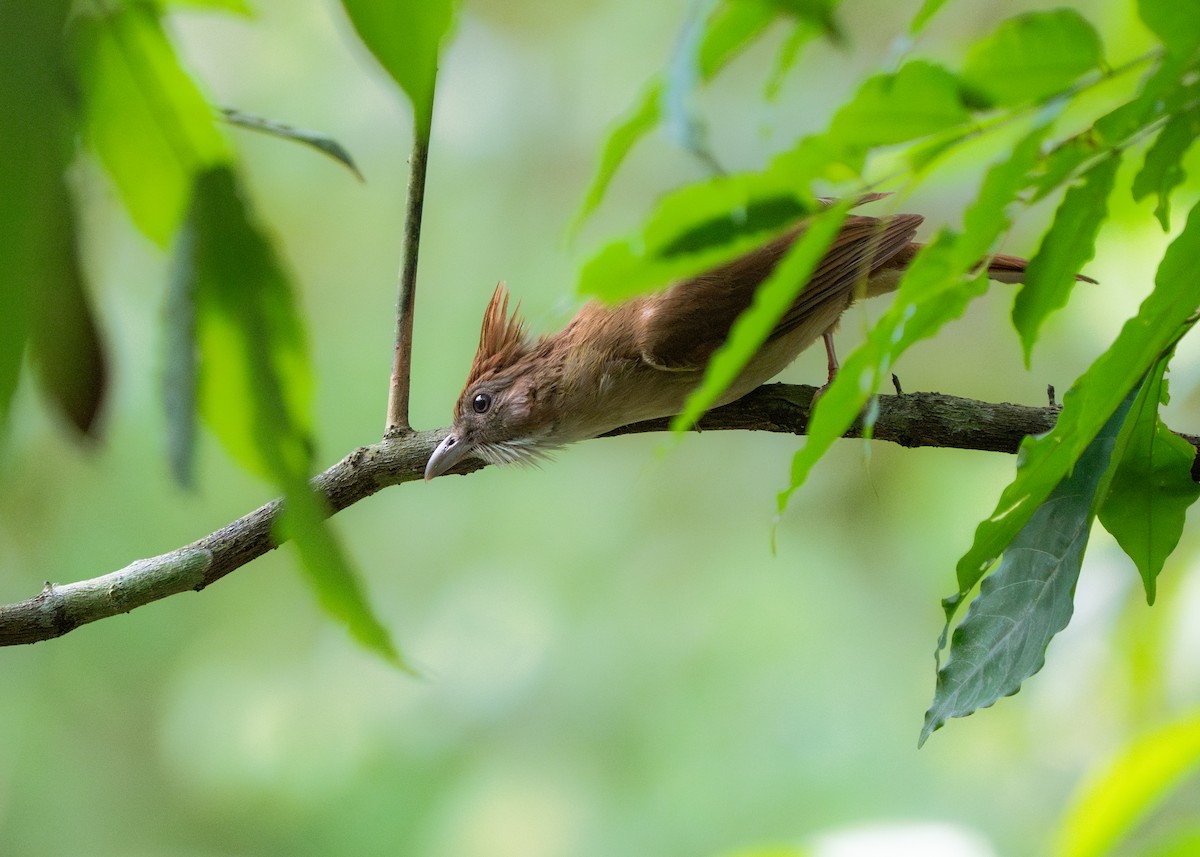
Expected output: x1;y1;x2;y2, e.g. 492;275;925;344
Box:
822;329;839;386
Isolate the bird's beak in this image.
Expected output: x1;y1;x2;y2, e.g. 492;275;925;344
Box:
424;431;471;481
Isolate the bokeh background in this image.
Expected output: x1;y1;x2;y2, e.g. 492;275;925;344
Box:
2;1;1199;855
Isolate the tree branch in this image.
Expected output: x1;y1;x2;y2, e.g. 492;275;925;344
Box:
3;383;1197;647
384;128;429;434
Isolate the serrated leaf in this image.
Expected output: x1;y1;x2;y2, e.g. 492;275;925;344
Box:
1132;107;1200;231
961;10;1103;108
919;385;1136;745
780;124;1050;509
670;200;850;431
1054;711;1200;857
221;108;363;180
72;4;229;246
1098;352;1200;605
339;0;456;141
828;60;970;149
0;0;74;431
1137;0;1200;59
1014;153;1118;363
189;166;402;665
953;199;1200;602
30;194;108;437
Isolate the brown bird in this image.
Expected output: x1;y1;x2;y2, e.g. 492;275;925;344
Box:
425;202;1078;480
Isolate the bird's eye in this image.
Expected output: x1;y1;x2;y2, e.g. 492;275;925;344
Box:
472;392;493;414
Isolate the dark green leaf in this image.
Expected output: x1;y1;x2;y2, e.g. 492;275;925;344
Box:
189;166;402;664
1014;153;1118;363
670;201;850;432
1138;0;1200;59
828;60;970;149
1132;107;1200;231
220;108;364;181
72;4;229;246
339;0;457;140
1099;352;1200;605
0;0;74;430
960;10;1103;108
920;385;1136;745
954;199;1200;600
30;193;108;437
781;124;1049;508
764;0;843;43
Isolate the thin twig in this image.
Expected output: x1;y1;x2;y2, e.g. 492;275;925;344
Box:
385;128;430;434
4;383;1199;648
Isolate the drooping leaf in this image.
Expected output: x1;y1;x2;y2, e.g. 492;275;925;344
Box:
827;61;969;150
72;4;229;246
960;10;1103;108
671;200;850;432
1132;106;1200;231
220;108;364;181
339;0;457;140
0;0;74;430
1014;153;1118;363
919;385;1136;745
953;199;1200;601
189;166;401;664
1099;351;1200;605
780;124;1050;509
1054;711;1200;857
1137;0;1200;59
768;0;843;43
30;190;108;437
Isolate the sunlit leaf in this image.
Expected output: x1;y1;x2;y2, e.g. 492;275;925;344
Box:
1054;711;1200;857
671;201;850;432
1137;0;1200;59
828;61;969;149
151;0;252;13
1014;153;1118;364
72;4;229;246
339;0;457;140
1099;351;1200;605
953;199;1200;600
960;10;1103;108
781;124;1050;508
189;166;402;664
910;0;949;34
1132;107;1200;231
0;0;74;430
221;108;364;181
920;386;1135;746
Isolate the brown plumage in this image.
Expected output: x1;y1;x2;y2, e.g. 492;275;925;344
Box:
425;205;1089;480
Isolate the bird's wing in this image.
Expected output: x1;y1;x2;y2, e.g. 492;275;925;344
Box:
635;213;923;370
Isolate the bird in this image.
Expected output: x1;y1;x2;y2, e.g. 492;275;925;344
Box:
424;199;1087;480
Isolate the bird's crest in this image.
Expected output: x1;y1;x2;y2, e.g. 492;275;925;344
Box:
465;282;532;388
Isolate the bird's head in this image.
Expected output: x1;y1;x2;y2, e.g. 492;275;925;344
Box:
424;283;558;480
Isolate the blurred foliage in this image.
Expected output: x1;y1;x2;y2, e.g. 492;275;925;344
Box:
1;0;1200;855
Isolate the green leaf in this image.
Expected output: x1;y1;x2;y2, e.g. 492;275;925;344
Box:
1054;712;1200;857
220;108;364;181
339;0;457;140
72;4;229;246
189;166;403;665
670;200;850;432
910;0;949;34
0;0;74;430
780;124;1050;509
1137;0;1200;59
1098;352;1200;605
1132;107;1200;231
768;0;843;43
152;0;253;13
30;193;108;437
953;199;1200;601
828;60;970;149
571;0;778;232
1014;153;1118;364
960;10;1103;108
919;385;1136;746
